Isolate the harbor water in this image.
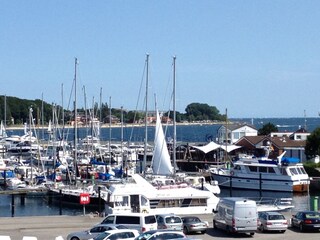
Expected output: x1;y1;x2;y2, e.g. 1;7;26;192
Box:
0;189;316;217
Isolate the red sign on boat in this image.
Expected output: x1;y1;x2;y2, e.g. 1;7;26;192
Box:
80;193;90;205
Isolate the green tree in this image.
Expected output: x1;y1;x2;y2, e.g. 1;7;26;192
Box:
185;102;223;121
258;122;278;135
305;127;320;159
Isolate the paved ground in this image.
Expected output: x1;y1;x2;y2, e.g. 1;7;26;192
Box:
0;212;320;240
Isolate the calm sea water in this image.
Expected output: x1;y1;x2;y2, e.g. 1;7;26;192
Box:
1;117;320;217
0;189;313;217
5;117;320;143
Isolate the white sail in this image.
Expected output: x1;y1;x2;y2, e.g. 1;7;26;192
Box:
151;110;174;175
0;121;7;137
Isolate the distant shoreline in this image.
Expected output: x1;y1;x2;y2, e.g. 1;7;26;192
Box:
4;121;227;131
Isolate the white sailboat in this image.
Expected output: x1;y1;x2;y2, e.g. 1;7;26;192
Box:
151;110;174;175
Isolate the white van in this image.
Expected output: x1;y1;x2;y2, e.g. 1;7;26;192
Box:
101;213;157;233
213;197;257;235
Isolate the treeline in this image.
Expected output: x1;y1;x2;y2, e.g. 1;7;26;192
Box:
0;96;226;125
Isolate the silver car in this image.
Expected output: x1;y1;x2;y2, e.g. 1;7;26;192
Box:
258;211;288;233
67;224;128;240
156;214;183;231
92;229;140;240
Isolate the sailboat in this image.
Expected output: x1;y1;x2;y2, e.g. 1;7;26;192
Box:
46;58;110;210
151;110;174;175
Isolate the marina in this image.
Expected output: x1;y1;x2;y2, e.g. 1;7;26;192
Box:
1;120;320;215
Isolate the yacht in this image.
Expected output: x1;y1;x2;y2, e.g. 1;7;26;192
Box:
101;174;220;215
211;154;310;192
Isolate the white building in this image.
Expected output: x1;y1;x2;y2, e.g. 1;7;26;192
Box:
217;124;258;144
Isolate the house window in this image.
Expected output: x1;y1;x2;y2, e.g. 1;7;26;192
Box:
233;132;240;139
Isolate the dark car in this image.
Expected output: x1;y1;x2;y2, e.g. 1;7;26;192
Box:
291;211;320;232
181;216;208;234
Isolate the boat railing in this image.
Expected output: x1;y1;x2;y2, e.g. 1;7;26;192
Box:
251;197;293;207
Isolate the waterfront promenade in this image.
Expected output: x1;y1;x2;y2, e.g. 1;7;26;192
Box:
1;212;320;240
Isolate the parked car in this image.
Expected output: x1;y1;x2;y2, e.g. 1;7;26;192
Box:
100;213;157;233
67;224;128;240
134;230;186;240
291;211;320;232
257;211;288;233
90;229;140;240
181;216;208;234
156;214;183;231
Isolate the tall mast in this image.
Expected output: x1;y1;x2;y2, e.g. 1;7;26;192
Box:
173;56;177;173
121;106;124;172
143;54;149;173
4;94;6;130
41;93;44;140
74;58;78;178
225;108;228;162
61;83;65;141
109;96;112;165
99;87;102;139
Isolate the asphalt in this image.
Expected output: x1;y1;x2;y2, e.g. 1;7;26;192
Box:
0;212;320;240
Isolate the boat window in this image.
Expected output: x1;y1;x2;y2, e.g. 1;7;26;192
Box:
296;167;303;174
141;196;148;206
290;168;298;175
280;168;288;176
234;165;241;170
268;167;275;173
299;167;307;174
114;196;128;207
189;198;207;206
181;199;192;207
157;199;181;208
259;167;267;173
248;166;258;172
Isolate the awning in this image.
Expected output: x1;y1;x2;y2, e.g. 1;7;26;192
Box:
219;144;242;153
191;141;221;154
191;141;242;153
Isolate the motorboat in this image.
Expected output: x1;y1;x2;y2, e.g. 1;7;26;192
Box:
101;173;220;215
211;153;310;192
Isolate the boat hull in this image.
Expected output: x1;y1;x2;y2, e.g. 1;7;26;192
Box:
212;173;309;192
46;189;105;210
293;183;309;192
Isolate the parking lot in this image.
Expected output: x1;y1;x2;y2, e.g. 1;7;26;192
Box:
0;213;319;240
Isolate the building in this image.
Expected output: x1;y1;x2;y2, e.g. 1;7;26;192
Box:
217;124;257;144
235;135;307;162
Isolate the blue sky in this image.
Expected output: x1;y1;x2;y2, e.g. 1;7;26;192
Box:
1;1;320;118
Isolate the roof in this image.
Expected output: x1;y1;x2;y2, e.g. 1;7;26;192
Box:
218;123;257;131
235;135;307;150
